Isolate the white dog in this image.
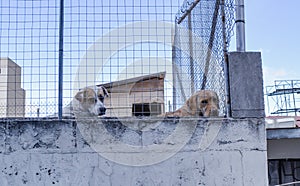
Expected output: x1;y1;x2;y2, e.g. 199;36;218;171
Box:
62;86;109;117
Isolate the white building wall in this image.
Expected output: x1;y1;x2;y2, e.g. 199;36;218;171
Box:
0;58;25;117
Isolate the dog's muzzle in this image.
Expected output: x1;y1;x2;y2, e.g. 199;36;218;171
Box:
210;108;219;117
98;107;106;116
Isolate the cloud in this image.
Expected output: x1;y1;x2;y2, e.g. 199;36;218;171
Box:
263;66;288;86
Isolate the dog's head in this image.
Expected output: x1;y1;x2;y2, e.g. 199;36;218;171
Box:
74;86;109;116
187;90;219;117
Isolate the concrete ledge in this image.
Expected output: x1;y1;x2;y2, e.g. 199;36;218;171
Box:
267;128;300;140
0;118;267;185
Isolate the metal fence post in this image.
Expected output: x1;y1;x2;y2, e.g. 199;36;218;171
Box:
235;0;245;51
58;0;64;120
221;0;232;117
188;13;195;94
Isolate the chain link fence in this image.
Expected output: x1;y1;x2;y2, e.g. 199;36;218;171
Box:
173;0;235;116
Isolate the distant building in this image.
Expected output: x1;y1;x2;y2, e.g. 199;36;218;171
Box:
266;117;300;184
0;58;25;117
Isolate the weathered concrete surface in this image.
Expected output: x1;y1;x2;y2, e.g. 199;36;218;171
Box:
0;118;267;185
228;52;265;118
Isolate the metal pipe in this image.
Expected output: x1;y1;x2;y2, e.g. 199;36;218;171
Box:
58;0;64;120
221;0;231;117
172;27;177;112
188;13;195;93
291;80;297;116
177;0;201;24
275;181;300;186
235;0;246;51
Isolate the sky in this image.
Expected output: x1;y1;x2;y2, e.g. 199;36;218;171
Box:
240;0;300;86
234;0;300;115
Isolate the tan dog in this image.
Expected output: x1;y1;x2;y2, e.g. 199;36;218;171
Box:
164;90;219;117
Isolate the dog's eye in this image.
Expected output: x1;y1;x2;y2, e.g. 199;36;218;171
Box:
98;95;104;102
201;100;208;104
88;97;97;104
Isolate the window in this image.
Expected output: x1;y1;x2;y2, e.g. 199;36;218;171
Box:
132;103;162;116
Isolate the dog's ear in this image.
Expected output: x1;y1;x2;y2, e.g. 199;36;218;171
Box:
186;94;197;115
75;90;84;102
101;86;109;97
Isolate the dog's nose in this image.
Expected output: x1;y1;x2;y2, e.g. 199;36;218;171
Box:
210;108;219;117
98;107;106;116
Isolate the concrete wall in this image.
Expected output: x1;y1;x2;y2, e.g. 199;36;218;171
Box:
0;118;267;185
228;52;265;118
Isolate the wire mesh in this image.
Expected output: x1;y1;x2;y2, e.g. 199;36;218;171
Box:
0;0;60;118
173;0;235;116
0;0;235;119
